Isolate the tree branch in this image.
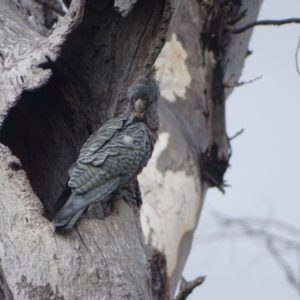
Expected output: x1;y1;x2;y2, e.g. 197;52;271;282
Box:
209;212;300;294
228;129;244;141
227;18;300;34
266;239;300;295
224;76;262;89
174;276;206;300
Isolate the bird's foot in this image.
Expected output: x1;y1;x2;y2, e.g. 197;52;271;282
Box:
111;188;137;207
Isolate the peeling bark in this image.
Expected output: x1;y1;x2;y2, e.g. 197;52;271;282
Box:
140;0;263;297
0;0;262;298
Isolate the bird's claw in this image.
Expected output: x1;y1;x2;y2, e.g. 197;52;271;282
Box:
109;189;138;207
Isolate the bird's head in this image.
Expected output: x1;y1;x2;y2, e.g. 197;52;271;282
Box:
127;73;160;131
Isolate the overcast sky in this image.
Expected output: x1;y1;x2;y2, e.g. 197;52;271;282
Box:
183;0;300;299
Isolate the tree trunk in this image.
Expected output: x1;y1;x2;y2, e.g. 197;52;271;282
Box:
0;0;262;299
140;0;263;296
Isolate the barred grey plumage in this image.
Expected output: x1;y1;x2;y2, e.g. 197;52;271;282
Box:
52;74;160;230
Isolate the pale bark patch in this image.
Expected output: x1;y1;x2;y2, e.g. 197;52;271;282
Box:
140;132;201;277
155;34;191;102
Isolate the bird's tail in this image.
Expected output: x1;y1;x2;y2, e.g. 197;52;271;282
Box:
54;206;85;231
53;189;83;230
52;181;72;219
52;177;120;230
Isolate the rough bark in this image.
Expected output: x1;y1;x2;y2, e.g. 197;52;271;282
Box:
0;0;262;299
0;0;173;298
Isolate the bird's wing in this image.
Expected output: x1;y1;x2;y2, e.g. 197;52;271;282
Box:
79;116;130;158
53;121;151;223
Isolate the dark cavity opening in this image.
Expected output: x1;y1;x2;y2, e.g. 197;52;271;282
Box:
0;77;82;215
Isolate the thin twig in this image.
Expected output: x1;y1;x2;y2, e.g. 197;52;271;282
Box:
174;276;206;300
241;218;300;237
266;239;300;295
224;75;262;89
235;75;262;87
228;129;244;141
209;212;300;294
227;18;300;34
202;171;225;194
295;37;300;76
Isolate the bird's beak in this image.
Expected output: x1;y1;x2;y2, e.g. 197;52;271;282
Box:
134;99;146;119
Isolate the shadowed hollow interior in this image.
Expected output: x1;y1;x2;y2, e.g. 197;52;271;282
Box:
0;76;93;215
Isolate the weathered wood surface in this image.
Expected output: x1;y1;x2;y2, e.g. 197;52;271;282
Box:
0;144;151;299
0;0;174;298
0;0;262;299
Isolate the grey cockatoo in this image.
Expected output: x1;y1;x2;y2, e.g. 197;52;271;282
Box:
52;74;160;230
